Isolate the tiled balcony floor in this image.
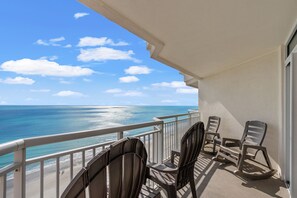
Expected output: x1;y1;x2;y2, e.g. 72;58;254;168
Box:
165;152;289;198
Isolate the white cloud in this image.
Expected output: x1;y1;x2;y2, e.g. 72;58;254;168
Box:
161;100;178;103
176;88;198;94
0;77;35;85
77;47;140;63
74;12;89;19
1;59;94;77
36;39;49;46
152;81;186;88
125;66;152;75
105;88;122;93
119;76;139;83
77;37;128;47
49;37;65;42
117;91;143;97
39;56;58;61
152;81;198;94
111;41;129;46
64;44;72;48
105;89;143;96
54;91;85;97
35;37;66;47
30;89;50;92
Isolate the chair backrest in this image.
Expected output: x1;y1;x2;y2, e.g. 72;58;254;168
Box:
176;122;205;188
240;120;267;146
61;137;147;198
205;116;221;133
61;168;87;198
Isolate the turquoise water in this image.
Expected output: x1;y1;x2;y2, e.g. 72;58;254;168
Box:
0;105;196;167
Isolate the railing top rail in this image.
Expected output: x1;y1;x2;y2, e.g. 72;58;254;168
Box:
154;111;199;120
0;120;163;156
26;129;160;165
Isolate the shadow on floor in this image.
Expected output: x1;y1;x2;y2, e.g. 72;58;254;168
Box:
219;161;285;198
172;152;288;198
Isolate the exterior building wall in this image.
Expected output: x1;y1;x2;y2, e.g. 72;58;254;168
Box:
199;50;283;170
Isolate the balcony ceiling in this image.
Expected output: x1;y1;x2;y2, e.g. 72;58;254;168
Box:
80;0;297;78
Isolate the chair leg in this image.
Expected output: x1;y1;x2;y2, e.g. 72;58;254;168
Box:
202;138;206;152
238;153;245;172
190;176;197;198
262;148;273;170
212;147;221;161
212;141;217;154
165;186;177;198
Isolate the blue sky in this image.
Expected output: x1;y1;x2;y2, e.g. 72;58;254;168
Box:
0;0;198;106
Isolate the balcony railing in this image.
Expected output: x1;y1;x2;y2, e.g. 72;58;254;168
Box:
0;111;200;198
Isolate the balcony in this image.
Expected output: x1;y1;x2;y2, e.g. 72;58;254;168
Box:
0;111;288;197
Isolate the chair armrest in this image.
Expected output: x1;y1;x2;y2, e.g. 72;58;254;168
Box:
147;163;178;174
238;143;274;172
241;143;266;157
222;138;241;147
171;149;180;164
242;144;262;149
241;144;264;153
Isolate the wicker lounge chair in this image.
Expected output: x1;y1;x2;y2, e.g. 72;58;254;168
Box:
61;137;160;198
214;120;276;179
147;122;205;198
202;116;221;154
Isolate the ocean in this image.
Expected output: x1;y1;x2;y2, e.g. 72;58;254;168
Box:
0;105;197;167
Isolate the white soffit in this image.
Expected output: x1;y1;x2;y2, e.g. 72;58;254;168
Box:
80;0;297;78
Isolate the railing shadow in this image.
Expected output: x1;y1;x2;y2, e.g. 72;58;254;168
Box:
176;153;219;197
173;153;286;198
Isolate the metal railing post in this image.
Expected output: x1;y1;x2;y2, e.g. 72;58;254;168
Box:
0;175;5;198
14;147;26;198
189;111;193;125
175;116;179;150
117;131;124;140
153;132;158;163
157;122;164;163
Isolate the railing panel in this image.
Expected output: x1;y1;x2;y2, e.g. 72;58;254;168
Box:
0;111;199;197
157;111;200;161
0;174;6;198
40;161;44;198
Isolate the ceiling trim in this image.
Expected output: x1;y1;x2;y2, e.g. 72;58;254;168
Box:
79;0;202;80
203;48;280;79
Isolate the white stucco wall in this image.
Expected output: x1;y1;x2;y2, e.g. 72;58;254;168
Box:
199;50;282;169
